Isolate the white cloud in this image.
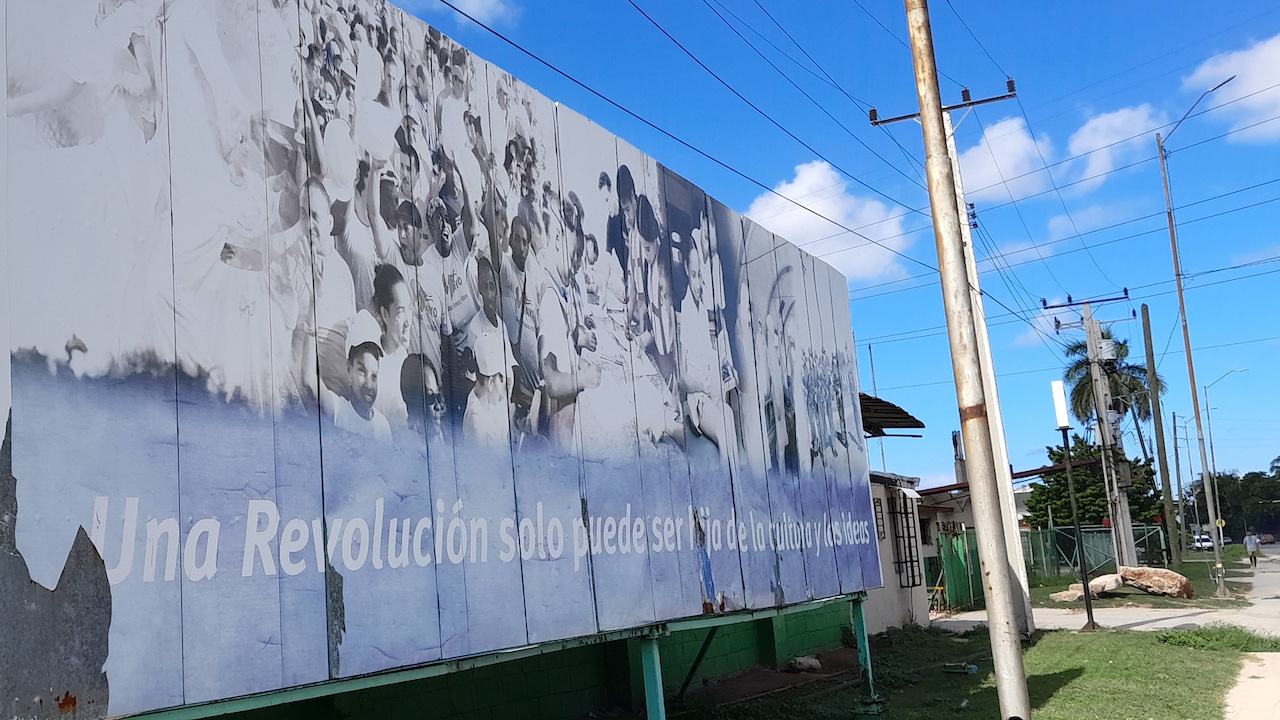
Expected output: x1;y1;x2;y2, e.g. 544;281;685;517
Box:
745;160;917;282
957;116;1053;203
1229;243;1280;265
1067;105;1166;192
1184;32;1280;142
405;0;518;26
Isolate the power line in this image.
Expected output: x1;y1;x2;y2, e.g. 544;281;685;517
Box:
936;0;1132;295
1009;102;1124;289
941;0;1008;78
739;0;931;185
839;0;963;87
877;332;1280;393
847;177;1280;298
429;0;940;273
1020;6;1280;121
696;0;929;192
857;261;1280;346
623;0;925;213
771;81;1280;253
969;110;1069;292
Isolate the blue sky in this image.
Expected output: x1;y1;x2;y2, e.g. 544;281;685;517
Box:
401;0;1280;488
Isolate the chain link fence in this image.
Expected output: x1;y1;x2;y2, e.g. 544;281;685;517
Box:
931;524;1167;611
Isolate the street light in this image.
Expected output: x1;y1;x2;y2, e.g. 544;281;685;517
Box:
1052;380;1099;632
1204;369;1248;539
1175;415;1203;533
1155;75;1236;598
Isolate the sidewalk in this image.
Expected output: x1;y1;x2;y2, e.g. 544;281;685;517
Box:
1225;653;1280;720
933;554;1280;635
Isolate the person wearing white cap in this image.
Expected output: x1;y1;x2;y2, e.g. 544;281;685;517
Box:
463;257;516;447
320;310;391;442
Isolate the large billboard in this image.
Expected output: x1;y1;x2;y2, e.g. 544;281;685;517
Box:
0;0;880;716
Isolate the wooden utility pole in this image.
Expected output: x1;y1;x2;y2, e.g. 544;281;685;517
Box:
1157;129;1227;595
1141;304;1179;564
902;1;1030;716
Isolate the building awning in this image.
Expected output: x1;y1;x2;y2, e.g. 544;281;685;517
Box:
897;487;921;499
860;393;925;438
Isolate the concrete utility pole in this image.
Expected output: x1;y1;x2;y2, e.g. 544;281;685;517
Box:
902;1;1030;717
944;111;1034;635
1082;303;1138;568
868;37;1031;639
1141;304;1179;565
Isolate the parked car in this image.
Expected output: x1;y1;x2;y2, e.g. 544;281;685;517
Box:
1223;535;1233;545
1189;534;1213;550
1262;533;1275;545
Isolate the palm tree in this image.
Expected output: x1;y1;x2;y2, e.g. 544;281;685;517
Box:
1063;330;1165;456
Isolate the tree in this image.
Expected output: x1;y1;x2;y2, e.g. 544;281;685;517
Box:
1188;470;1280;538
1062;330;1165;457
1270;455;1280;475
1024;435;1162;529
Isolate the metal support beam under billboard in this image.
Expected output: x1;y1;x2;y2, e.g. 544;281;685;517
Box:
639;635;666;720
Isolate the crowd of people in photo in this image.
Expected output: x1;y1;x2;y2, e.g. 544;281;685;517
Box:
4;0;861;474
283;0;747;462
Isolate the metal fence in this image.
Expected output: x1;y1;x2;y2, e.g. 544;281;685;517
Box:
932;524;1168;611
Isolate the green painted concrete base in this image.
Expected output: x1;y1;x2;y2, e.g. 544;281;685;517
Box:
144;595;872;720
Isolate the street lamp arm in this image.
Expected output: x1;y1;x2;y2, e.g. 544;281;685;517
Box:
1206;368;1248;390
1166;75;1236;143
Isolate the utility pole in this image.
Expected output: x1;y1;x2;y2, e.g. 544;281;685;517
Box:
944;111;1034;636
869;25;1032;640
900;1;1030;716
1141;305;1179;565
1172;412;1187;550
1082;303;1139;567
1203;397;1223;536
1202;368;1246;543
1155;75;1233;595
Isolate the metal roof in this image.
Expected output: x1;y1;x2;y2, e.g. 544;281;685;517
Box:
860;392;926;438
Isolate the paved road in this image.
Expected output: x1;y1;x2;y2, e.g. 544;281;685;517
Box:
933;553;1280;635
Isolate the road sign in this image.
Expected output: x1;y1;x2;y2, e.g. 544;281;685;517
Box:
1216;518;1227;528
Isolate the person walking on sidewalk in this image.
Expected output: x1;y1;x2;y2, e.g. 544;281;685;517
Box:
1243;530;1262;568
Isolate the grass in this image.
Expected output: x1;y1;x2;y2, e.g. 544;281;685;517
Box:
1155;623;1280;652
1183;543;1247;564
674;624;1252;720
1027;560;1252;609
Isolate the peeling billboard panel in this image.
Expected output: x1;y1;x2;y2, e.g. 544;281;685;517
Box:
0;0;880;715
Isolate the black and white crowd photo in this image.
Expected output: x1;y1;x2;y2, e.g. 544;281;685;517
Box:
0;0;880;716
